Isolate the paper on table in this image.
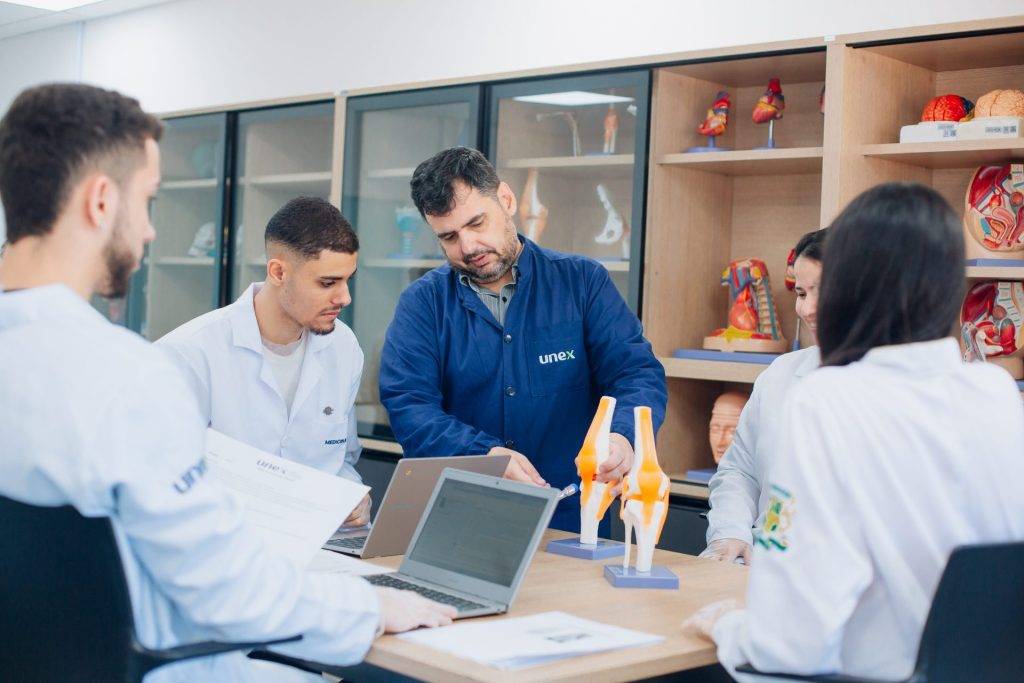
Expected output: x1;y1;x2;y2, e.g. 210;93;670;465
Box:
205;429;369;567
397;611;663;670
307;549;395;577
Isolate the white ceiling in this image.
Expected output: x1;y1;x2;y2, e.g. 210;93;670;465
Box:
0;0;170;39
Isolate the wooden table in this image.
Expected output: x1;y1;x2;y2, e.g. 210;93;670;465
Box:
343;529;747;682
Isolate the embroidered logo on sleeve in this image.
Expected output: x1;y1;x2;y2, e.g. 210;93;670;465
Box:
754;484;795;552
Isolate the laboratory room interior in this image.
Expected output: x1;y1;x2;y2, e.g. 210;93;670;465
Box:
2;1;1024;682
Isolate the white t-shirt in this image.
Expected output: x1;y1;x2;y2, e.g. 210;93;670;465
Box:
262;332;308;415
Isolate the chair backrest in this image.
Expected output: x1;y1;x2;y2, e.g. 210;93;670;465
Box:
912;541;1024;683
0;495;138;681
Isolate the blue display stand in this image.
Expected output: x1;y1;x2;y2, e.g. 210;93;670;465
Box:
547;537;625;560
965;258;1024;268
672;348;781;365
604;564;679;589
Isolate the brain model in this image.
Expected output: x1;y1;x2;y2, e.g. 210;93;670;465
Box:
974;89;1024;118
920;94;974;122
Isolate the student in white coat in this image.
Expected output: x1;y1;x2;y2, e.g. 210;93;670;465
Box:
158;197;371;526
703;229;826;565
686;183;1024;680
0;83;454;683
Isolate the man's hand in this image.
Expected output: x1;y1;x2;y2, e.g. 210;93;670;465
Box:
699;538;753;565
488;446;547;486
343;494;372;527
375;587;457;634
598;433;634;491
682;599;740;640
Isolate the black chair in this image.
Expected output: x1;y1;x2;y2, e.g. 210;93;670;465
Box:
0;495;301;682
735;541;1024;682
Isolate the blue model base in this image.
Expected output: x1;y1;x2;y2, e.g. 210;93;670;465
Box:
684;467;717;484
604;564;679;589
965;258;1024;268
546;538;625;560
686;145;731;153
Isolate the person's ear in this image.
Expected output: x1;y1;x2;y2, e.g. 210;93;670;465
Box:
266;256;287;286
83;173;119;236
497;181;518;217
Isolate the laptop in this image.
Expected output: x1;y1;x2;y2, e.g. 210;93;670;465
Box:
323;455;510;559
363;468;558;618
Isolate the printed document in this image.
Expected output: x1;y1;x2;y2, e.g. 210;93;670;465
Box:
307;549;395;577
397;611;663;670
205;428;369;567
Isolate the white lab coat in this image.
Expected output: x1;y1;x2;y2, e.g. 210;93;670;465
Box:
713;339;1024;680
0;285;380;682
157;283;363;481
706;346;820;546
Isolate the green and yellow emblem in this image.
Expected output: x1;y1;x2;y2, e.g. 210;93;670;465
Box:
754;484;794;552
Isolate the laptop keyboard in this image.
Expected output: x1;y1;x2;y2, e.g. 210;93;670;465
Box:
325;535;368;550
365;574;487;612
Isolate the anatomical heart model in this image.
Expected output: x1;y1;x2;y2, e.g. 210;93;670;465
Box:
752;78;785;148
519;169;548;243
546;396;626;559
960;280;1024;378
688;90;731;152
704;258;788;353
605;406;677;588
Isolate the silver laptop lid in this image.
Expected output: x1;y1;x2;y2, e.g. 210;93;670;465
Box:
398;468;558;607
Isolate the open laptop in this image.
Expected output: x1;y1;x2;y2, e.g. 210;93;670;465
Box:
363;468;558;618
323;455;510;559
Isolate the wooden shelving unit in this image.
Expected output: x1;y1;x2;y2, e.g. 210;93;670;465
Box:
154;256;216;266
658;147;823;175
661;357;769;383
365;167;415;179
243;171;332;188
966;264;1024;280
860;139;1024;169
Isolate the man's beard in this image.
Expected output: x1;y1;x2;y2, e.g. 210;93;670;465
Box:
99;217;136;299
459;217;520;284
309;318;336;335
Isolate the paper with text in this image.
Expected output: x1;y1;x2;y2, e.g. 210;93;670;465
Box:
205;428;369;567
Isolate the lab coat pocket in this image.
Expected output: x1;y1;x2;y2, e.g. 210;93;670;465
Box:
527;322;588;397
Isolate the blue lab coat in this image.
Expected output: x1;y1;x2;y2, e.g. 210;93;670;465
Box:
379;237;668;532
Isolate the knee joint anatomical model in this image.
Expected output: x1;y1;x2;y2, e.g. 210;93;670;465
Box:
575;396;617;545
620;406;669;573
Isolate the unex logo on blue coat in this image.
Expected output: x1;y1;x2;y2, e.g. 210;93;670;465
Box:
379;237;668;533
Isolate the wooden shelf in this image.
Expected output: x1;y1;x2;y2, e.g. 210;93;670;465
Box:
668;480;710;501
162;178;217;190
660;356;768;383
361;437;403;455
503;154;633;169
860;139;1024;169
154;256;215;266
657;147;823;175
365;167;415;180
966;265;1024;280
364;257;445;269
243;171;331;190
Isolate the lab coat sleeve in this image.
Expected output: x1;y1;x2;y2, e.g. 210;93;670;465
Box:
712;382;873;676
338;348;364;483
581;263;667;441
101;363;380;664
706;376;764;546
379;284;503;457
155;336;213;425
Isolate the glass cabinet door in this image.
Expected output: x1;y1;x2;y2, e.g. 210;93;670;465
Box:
230;101;335;300
137;113;228;340
342;86;481;438
488;70;650;310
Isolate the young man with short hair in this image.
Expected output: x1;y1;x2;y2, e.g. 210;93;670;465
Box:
0;83;452;683
159;197;371;525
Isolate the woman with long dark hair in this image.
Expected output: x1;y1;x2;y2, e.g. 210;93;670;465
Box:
687;183;1024;679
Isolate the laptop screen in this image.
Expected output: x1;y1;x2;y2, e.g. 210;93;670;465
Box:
405;478;550;587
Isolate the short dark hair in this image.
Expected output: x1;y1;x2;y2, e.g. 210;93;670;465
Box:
0;83;163;243
409;146;499;218
818;182;964;367
264;196;358;258
794;228;827;262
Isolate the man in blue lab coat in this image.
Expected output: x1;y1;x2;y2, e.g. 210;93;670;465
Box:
379;147;667;533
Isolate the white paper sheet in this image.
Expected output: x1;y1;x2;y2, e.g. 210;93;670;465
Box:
307;549;395;577
397;611;663;670
205;429;369;567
